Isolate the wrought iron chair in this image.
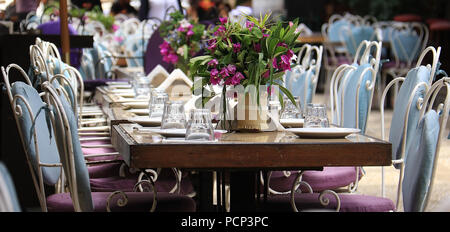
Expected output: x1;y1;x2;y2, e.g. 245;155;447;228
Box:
41;82;196;212
303;40;382;193
379;46;442;204
263;77;449;212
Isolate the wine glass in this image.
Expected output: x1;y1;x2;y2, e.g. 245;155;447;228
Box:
185;109;215;141
304;103;329;128
148;89;168;118
161;101;186;129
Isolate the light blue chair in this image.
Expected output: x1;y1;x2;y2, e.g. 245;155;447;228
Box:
41;83;196;212
0;162;21;212
341;25;377;59
380;46;442;199
1;65;63;211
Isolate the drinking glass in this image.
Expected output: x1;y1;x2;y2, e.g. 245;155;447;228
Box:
280;97;303;119
132;73;151;98
185;109;215;141
304;103;329;128
148;89;168;118
161;101;186;129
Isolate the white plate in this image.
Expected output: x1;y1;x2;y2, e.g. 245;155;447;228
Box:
122;102;149;109
280;118;304;128
129;116;161;126
285;128;361;138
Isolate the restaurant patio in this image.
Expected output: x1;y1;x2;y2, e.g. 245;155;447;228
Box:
0;0;449;215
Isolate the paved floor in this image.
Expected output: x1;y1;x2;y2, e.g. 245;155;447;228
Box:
312;94;450;212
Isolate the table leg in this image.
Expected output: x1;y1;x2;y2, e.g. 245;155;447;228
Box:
229;171;257;211
197;171;215;212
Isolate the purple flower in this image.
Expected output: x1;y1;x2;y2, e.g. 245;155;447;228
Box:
168;53;179;64
277;42;288;48
214;25;226;36
279;55;291;71
226;64;236;74
207;39;217;52
210;68;219;77
246;21;254;31
219;17;228;24
220;67;230;77
262;70;270;78
187;30;194;37
233;43;241;53
230;72;244;85
177;26;186;32
210;69;220;85
272;58;278;69
286;49;294;58
207;59;218;67
263;33;270;38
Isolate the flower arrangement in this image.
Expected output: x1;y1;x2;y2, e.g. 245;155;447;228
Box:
189;14;301;107
159;11;206;74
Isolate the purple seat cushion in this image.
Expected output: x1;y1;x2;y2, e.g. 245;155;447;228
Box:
88;163;124;179
90;170;194;195
301;167;363;192
264;193;395;212
47;192;196;212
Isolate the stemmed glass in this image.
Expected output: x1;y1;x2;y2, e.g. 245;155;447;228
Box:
304;103;329;128
185;109;215;141
161;101;186;129
148;89;168;118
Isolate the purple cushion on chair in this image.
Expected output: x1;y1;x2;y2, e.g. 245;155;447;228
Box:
268;171;297;193
47;192;196;212
90;170;195;195
301;167;362;192
88;163;123;179
265;193;395;212
90;175;139;192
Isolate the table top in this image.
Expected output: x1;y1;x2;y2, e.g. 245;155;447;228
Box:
111;123;392;170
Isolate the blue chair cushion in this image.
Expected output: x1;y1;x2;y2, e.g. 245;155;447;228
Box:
342;63;373;132
285;67;315;109
344;26;375;57
402;110;440;212
391;30;421;63
390;66;430;162
0;162;21;212
328;19;352;42
11;82;61;186
54;93;94;211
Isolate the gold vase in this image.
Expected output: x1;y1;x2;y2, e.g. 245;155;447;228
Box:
236;92;270;132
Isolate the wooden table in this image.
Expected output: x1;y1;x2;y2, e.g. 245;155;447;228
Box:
111;123;392;211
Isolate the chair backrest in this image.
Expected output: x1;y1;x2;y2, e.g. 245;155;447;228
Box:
385;47;441;163
389;22;429;68
0;162;21;212
401;77;450;212
331;40;381;133
284;44;323;109
1;65;62;211
341;24;377;58
42;82;94;212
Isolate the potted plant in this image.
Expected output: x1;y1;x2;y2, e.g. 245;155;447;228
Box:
159;11;206;75
189;14;301;132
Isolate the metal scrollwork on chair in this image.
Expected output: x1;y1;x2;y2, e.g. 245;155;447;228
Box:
106;191;129;212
